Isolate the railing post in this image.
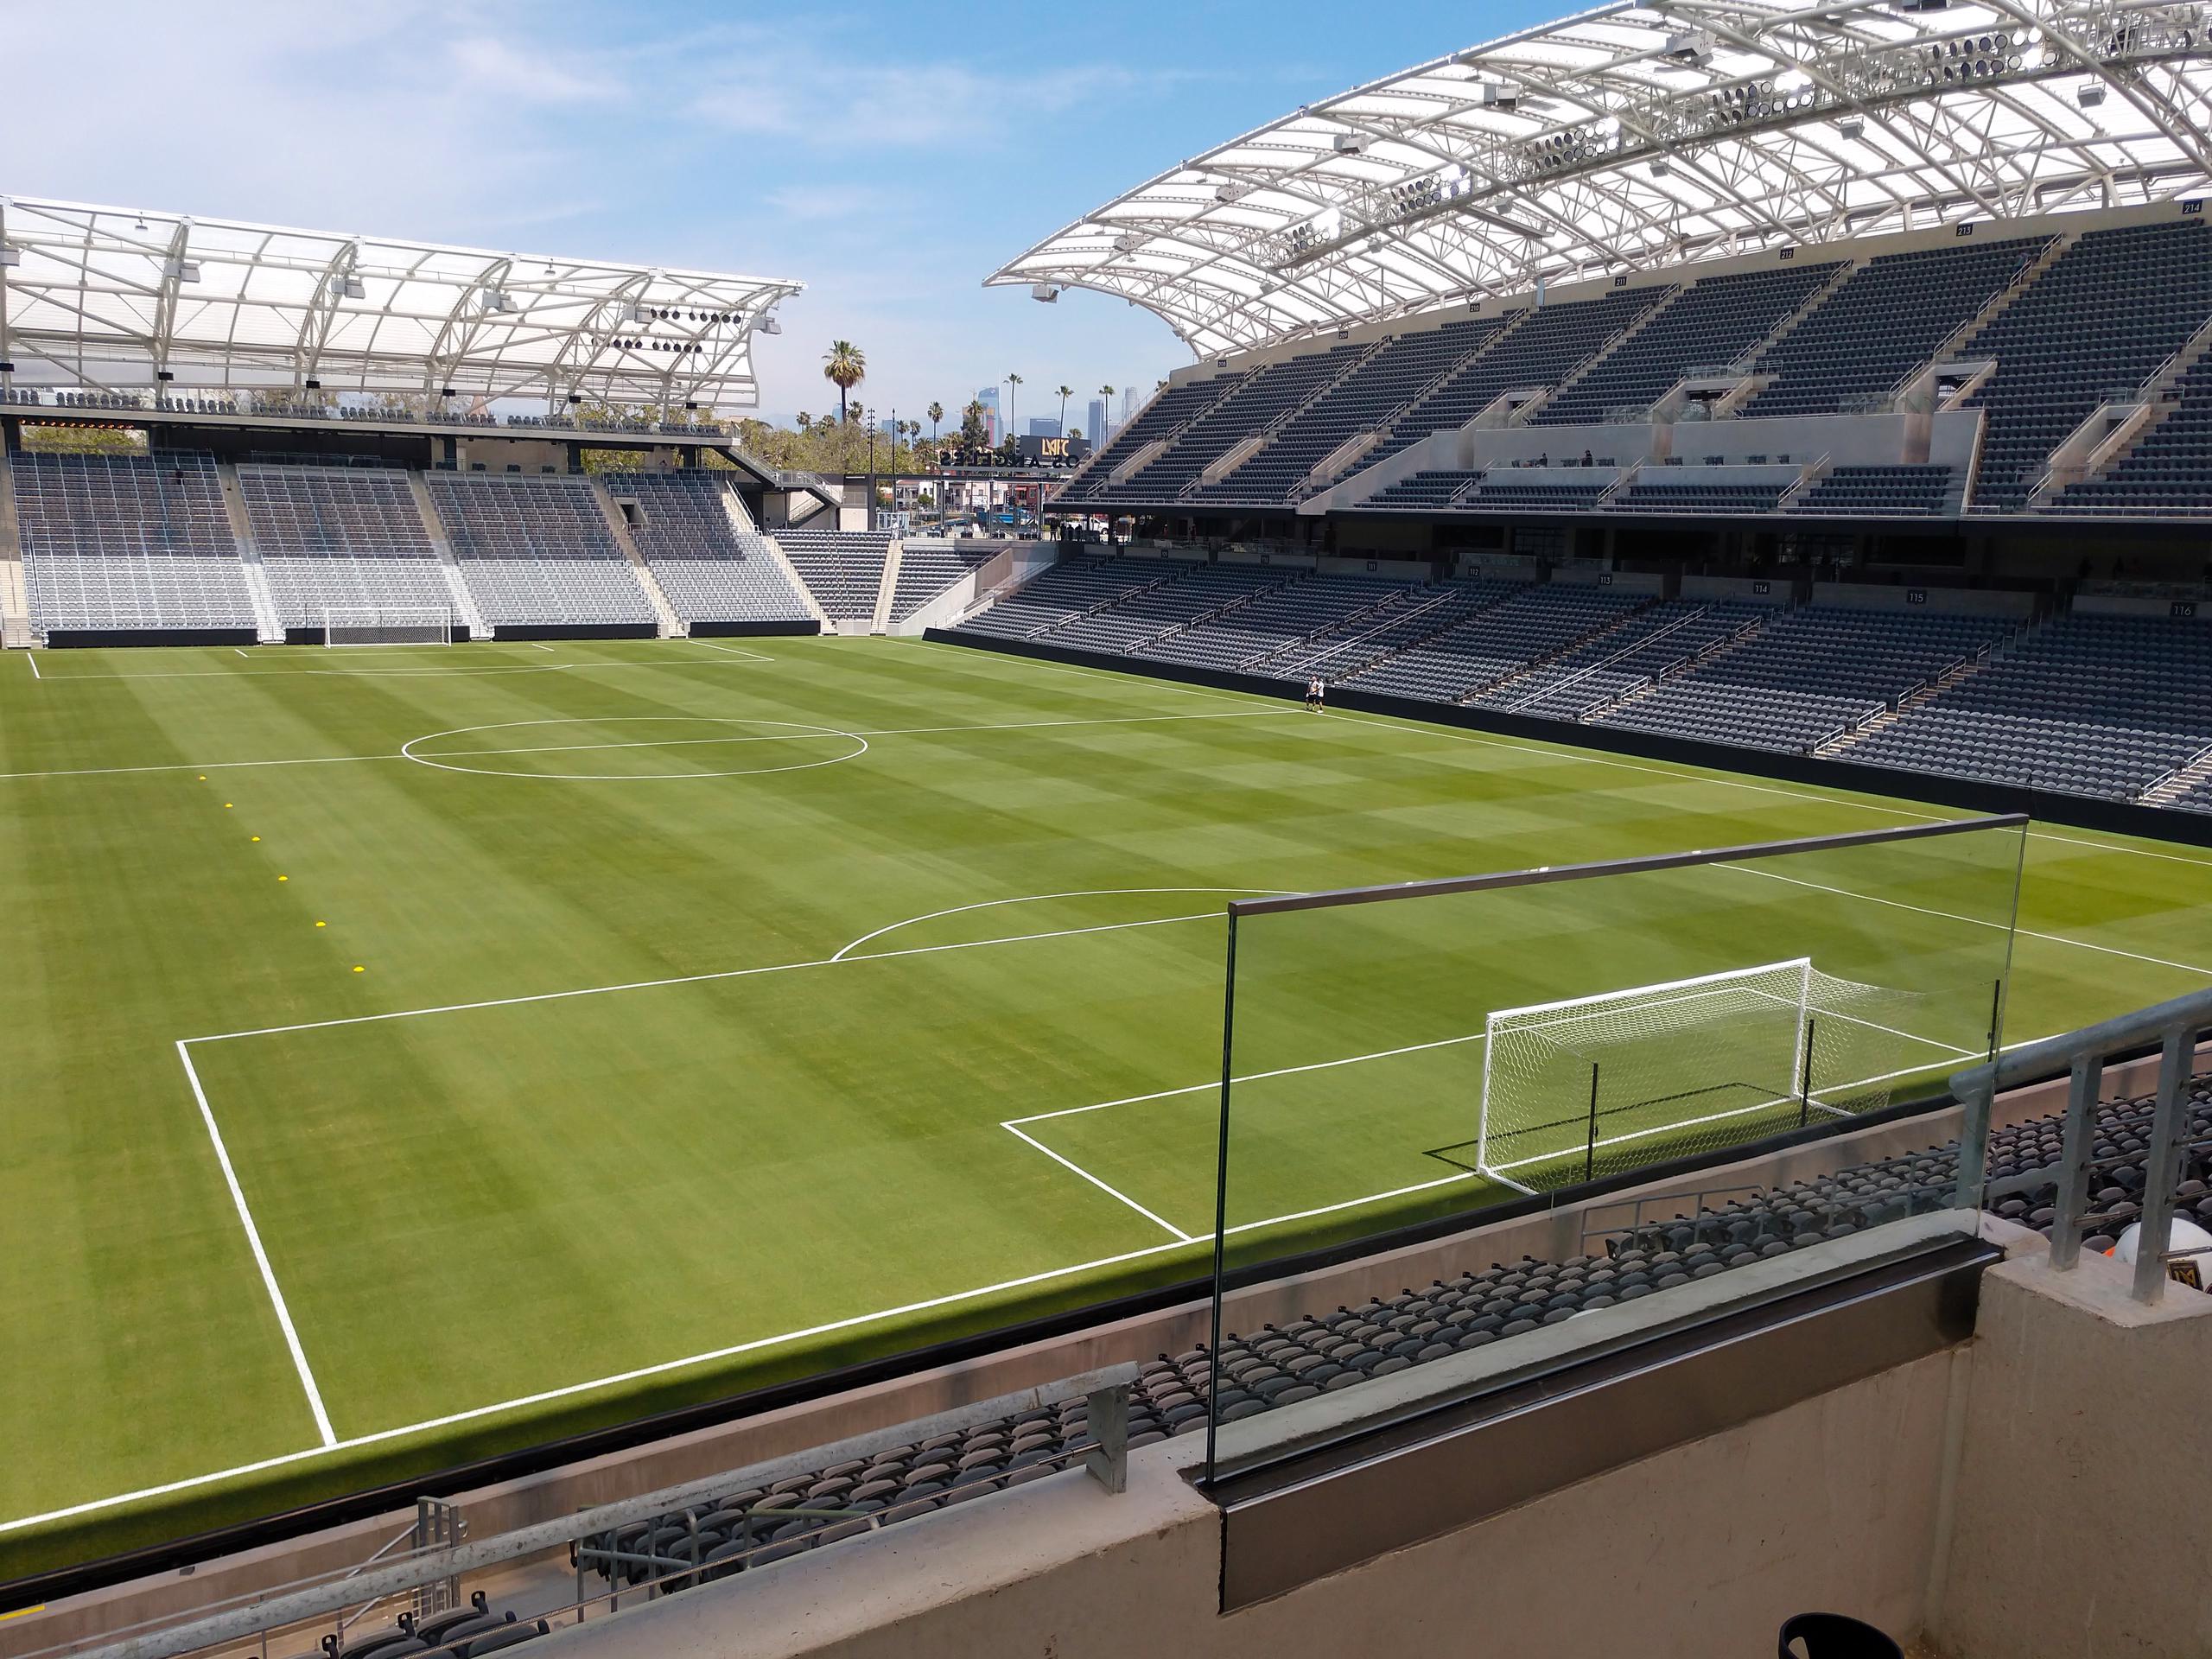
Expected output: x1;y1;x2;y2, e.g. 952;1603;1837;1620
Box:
1084;1383;1129;1495
1952;1077;1993;1210
2048;1052;2101;1272
2131;1025;2193;1305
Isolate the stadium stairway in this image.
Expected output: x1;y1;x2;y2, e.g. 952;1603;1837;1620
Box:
0;454;29;647
1577;605;1777;722
215;463;287;643
764;533;831;628
870;539;902;633
1812;650;2000;758
405;472;493;639
588;480;684;638
2141;744;2212;806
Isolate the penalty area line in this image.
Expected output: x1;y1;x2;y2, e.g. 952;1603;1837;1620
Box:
7;1014;2092;1541
175;1040;337;1448
1000;1122;1193;1241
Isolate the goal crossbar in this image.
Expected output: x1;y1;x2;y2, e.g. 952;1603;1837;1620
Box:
322;607;454;647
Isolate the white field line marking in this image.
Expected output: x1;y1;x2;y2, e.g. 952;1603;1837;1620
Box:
0;708;1296;783
1006;1030;1494;1127
1490;1055;1951;1173
19;653;743;683
1001;1123;1193;1241
1310;707;2212;872
832;887;1295;962
908;635;1262;709
531;643;556;653
234;648;249;658
1719;861;2212;979
175;1040;337;1447
183;909;1243;1045
0;1231;1205;1539
0;1014;2105;1539
419;708;1287;763
693;641;775;663
26;652;39;680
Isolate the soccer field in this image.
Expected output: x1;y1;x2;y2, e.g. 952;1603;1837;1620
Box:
3;633;2209;1574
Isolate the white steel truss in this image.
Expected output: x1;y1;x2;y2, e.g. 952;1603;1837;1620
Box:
988;0;2212;357
0;197;803;412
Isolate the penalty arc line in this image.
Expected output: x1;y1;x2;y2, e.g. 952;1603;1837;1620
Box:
174;1040;337;1448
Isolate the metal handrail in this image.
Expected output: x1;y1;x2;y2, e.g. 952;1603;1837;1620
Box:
1949;985;2212;1303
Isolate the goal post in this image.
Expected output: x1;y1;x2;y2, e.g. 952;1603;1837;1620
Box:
1477;958;1819;1187
322;607;454;647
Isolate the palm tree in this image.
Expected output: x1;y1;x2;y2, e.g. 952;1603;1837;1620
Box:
1006;372;1022;439
795;411;812;434
927;401;944;441
1055;384;1074;436
823;340;865;429
1098;385;1115;443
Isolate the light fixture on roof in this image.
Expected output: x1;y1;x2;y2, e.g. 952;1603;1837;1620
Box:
1649;158;1673;177
2077;81;2106;107
1476;81;1519;111
627;301;649;323
133;214;147;231
1839;116;1866;139
1662;29;1713;65
1215;182;1252;203
480;287;514;314
165;258;200;283
1332;132;1368;154
0;246;18;269
340;276;365;300
758;315;781;335
1113;231;1145;251
1031;283;1062;303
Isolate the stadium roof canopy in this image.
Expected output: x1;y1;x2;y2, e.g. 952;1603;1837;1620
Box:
0;196;803;410
988;0;2212;357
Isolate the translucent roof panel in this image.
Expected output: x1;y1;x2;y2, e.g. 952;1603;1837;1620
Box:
989;0;2212;357
0;197;803;410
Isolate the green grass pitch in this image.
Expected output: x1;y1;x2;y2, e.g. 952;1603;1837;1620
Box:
2;633;2207;1575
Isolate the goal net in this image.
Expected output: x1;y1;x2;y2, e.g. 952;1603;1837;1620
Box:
322;607;453;647
1475;957;1932;1189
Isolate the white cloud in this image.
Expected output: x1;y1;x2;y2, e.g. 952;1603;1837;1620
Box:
448;38;622;105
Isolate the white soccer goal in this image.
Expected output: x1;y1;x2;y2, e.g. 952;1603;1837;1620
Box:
321;607;454;647
1476;958;1825;1189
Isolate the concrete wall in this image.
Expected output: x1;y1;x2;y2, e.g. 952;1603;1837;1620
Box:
531;1349;1961;1659
1934;1243;2212;1656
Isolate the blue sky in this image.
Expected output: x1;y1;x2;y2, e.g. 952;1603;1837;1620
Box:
11;1;1545;430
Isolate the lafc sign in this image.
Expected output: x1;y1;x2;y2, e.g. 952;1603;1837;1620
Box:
1037;437;1074;458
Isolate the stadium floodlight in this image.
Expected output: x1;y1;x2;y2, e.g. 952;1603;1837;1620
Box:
2078;81;2107;107
165;258;200;283
1332;133;1368;155
1113;231;1145;252
340;276;365;300
322;607;454;647
758;316;782;334
1839;116;1866;139
1031;283;1062;302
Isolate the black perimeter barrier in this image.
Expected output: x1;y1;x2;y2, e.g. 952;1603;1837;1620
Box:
924;626;2212;850
687;618;823;638
43;628;259;649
